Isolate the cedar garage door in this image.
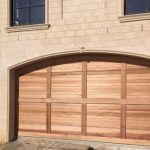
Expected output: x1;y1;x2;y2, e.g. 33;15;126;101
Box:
18;59;150;141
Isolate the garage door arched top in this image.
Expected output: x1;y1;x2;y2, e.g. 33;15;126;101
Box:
17;54;150;143
12;53;150;76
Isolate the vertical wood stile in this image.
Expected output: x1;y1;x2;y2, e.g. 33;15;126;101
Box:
121;104;126;138
82;62;87;135
46;103;51;133
47;67;52;98
82;62;87;98
121;63;127;139
121;63;127;99
47;67;52;133
82;103;87;135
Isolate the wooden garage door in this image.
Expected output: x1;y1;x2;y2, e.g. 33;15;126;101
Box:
19;61;150;141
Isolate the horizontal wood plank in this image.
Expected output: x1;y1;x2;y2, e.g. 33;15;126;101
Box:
18;60;150;142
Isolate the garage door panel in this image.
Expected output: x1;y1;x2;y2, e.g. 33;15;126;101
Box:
87;128;120;138
51;104;81;112
51;103;82;133
87;62;121;98
52;63;82;72
87;62;121;71
87;104;121;138
19;103;47;131
20;69;47;78
19;87;47;92
19;92;47;99
19;68;47;99
18;59;150;142
127;64;150;98
87;116;120;128
126;130;150;140
52;126;82;133
51;63;82;98
126;105;150;140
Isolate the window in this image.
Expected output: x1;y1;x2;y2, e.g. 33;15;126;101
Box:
125;0;150;15
12;0;45;26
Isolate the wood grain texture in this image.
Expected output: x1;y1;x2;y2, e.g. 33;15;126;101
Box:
51;63;82;98
82;104;87;135
121;63;127;99
18;60;150;142
19;69;47;99
19;103;47;131
51;103;82;133
82;61;87;98
87;62;121;98
121;105;126;139
47;67;52;98
47;103;51;133
87;104;121;138
126;105;150;140
127;64;150;98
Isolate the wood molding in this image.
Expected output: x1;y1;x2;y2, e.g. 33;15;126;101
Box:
121;104;126;139
81;104;87;136
121;63;127;138
19;98;150;105
82;61;87;98
51;131;81;136
121;63;127;99
47;67;52;98
19;129;46;133
46;103;51;133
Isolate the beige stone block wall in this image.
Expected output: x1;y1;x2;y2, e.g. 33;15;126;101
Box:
0;0;150;143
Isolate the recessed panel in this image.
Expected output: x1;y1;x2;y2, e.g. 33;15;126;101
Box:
87;104;121;138
51;103;82;134
19;68;47;100
19;103;47;131
127;64;150;98
87;62;121;98
126;105;150;140
51;63;82;98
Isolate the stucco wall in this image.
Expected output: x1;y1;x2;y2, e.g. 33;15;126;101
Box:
0;0;150;143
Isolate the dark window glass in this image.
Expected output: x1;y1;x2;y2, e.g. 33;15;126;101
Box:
125;0;150;15
15;8;29;25
16;0;29;8
12;0;45;26
30;0;45;6
30;6;45;24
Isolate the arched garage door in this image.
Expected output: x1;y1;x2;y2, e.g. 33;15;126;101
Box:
18;56;150;141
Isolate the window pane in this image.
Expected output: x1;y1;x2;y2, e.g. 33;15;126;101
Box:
30;6;45;24
126;0;150;14
14;8;29;25
30;0;45;6
15;0;29;8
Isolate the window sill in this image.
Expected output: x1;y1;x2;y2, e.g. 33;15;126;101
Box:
118;12;150;23
5;24;50;33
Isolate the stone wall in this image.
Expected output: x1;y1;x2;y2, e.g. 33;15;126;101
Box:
0;0;150;143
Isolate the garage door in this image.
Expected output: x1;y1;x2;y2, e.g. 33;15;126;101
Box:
18;60;150;141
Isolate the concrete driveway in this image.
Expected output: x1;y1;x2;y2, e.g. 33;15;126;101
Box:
0;137;149;150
